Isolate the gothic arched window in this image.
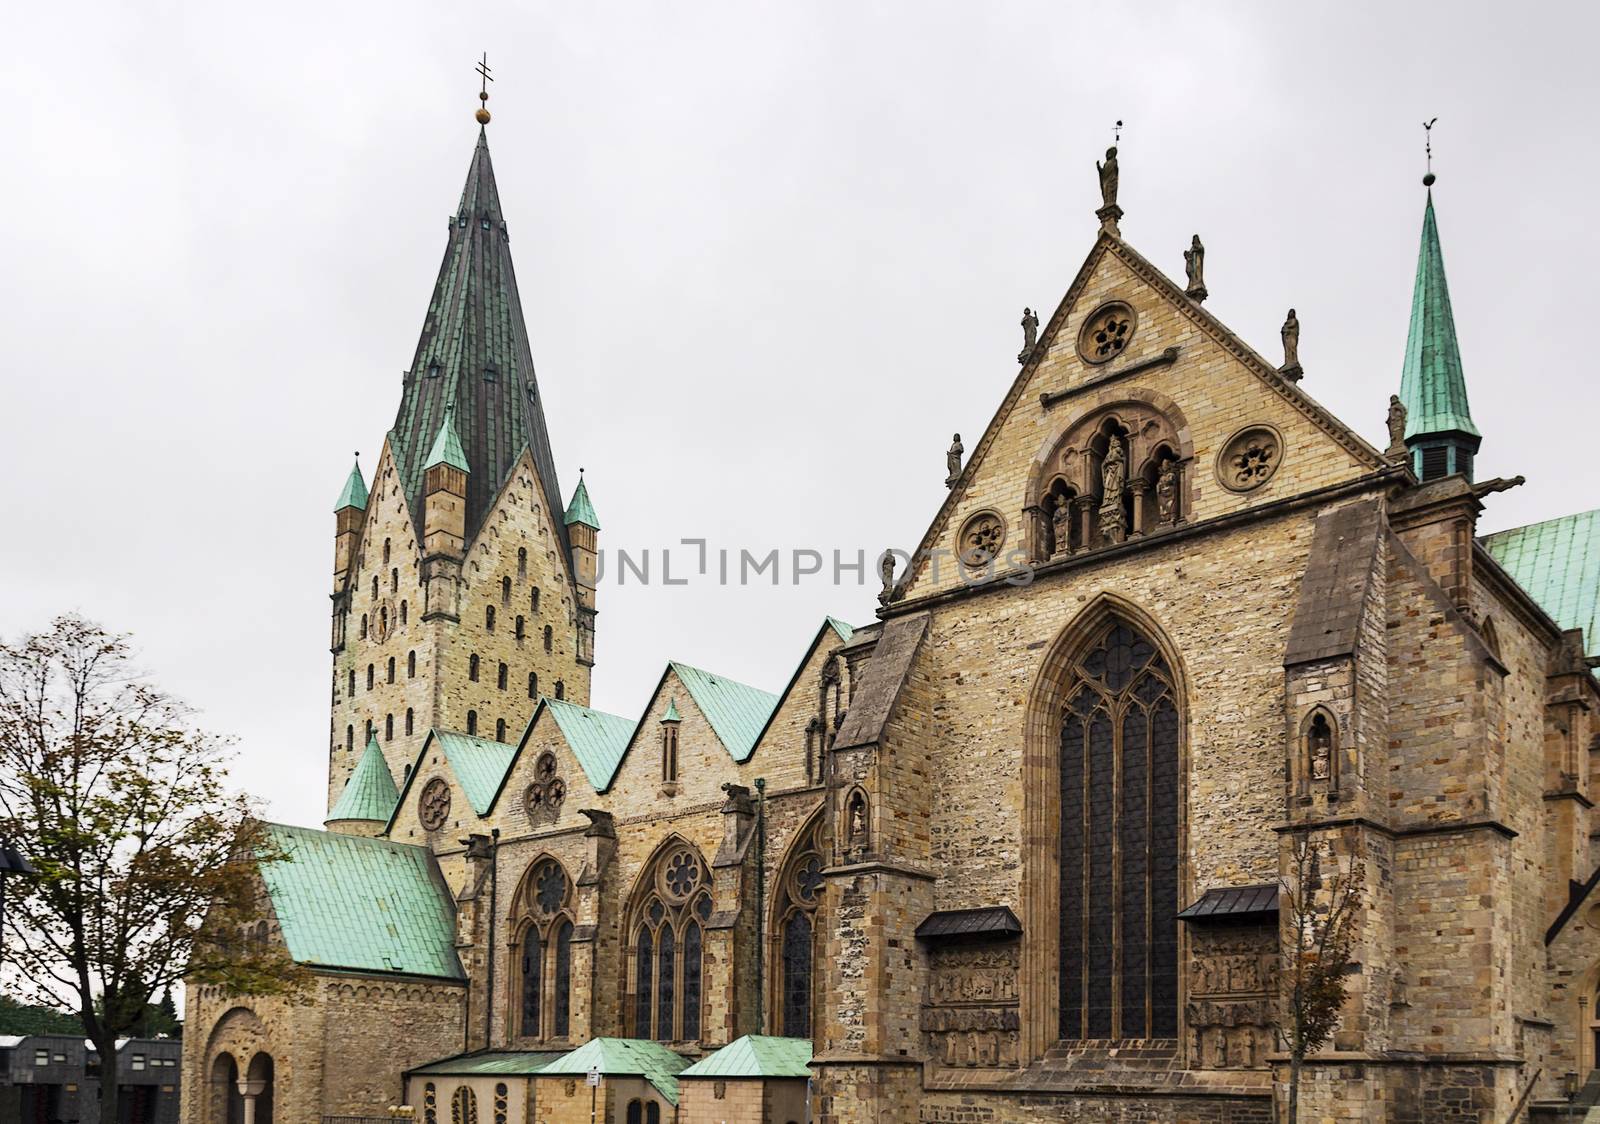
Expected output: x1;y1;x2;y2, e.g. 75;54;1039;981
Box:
367;664;375;691
408;650;417;678
385;713;394;741
518;547;527;580
528;672;538;699
467;710;478;736
469;655;480;682
512;858;574;1041
405;708;414;736
1058;620;1179;1041
502;576;512;605
772;814;824;1037
629;842;711;1042
496;718;507;742
555;680;565;701
486;606;496;632
543;625;554;653
387;657;396;684
451;1086;477;1124
498;662;509;691
360;613;368;639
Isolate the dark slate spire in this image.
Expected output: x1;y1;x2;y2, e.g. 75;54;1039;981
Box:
390;129;569;556
1398;184;1480;482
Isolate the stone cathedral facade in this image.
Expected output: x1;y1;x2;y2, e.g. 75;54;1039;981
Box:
182;122;1600;1124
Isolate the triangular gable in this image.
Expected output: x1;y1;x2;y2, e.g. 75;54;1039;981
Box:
487;697;637;810
744;616;858;763
670;662;779;763
385;727;517;833
537;1037;690;1103
678;1035;812;1079
898;230;1387;601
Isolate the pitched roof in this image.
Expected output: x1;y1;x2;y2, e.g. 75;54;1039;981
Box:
564;476;599;529
326;736;400;823
678;1036;812;1080
661;697;681;723
670;662;780;763
826;617;855;643
1482;509;1600;659
1283;497;1384;666
424;407;469;472
257;823;462;979
406;1050;566;1077
543;698;636;792
833;613;931;751
432;730;519;815
333;459;368;511
1400;191;1479;441
1176;883;1280;922
914;906;1023;941
537;1038;690;1103
388;129;570;558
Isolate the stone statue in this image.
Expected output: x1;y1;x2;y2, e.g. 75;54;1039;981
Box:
1184;235;1207;301
1101;441;1126;502
1051;493;1072;556
848;793;867;843
877;550;896;605
1096;146;1119;209
1280;308;1301;376
945;434;964;487
1018;307;1039;364
1156;459;1179;525
1386;394;1408;458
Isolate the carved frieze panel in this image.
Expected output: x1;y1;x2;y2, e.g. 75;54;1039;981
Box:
1184;922;1278;1070
922;941;1021;1069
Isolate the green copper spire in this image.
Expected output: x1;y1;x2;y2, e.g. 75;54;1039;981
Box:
327;736;401;823
565;473;599;529
1399;185;1480;482
661;697;681;723
333;457;368;512
425;406;469;473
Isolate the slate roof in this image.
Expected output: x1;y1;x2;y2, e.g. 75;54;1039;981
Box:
326;736;400;823
537;1038;691;1104
406;1050;565;1077
333;459;368;512
914;906;1023;941
1283;497;1384;667
833;613;931;751
543;698;636;792
1175;883;1279;922
1482;509;1600;659
389;129;569;558
678;1036;812;1080
1400;190;1479;441
564;476;599;529
670;663;779;763
257;823;462;979
432;731;519;815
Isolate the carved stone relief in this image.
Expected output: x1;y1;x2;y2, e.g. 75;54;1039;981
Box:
922;941;1021;1069
1184;922;1278;1070
1215;425;1283;493
957;511;1006;569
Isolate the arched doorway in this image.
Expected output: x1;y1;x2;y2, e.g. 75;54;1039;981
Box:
208;1053;242;1124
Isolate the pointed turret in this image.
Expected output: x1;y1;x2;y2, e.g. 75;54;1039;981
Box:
566;472;599;667
332;456;367;601
326;735;401;836
1399;183;1481;482
421;407;469;622
389;129;570;560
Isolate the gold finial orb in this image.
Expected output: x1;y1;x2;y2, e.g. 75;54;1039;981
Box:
476;107;492;125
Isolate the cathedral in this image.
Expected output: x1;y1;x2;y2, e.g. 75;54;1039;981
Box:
182;107;1600;1124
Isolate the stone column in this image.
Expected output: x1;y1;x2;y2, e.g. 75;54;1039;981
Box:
237;1081;265;1124
1072;496;1096;554
1128;479;1148;538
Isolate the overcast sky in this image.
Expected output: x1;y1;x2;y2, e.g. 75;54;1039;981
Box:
3;1;1596;828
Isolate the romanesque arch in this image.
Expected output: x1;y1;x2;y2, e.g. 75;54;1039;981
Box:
507;853;575;1041
622;834;712;1043
1020;594;1189;1058
768;805;826;1037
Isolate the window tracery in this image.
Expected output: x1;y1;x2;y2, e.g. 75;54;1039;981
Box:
512;857;574;1040
772;814;824;1038
524;752;566;825
629;841;710;1042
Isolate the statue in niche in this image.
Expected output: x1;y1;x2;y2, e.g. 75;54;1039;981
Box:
1051;493;1073;555
1386;394;1408;457
847;792;867;849
1309;713;1333;781
1280;308;1301;371
945;434;963;487
1018;307;1039;363
1096;146;1119;209
1101;441;1126;504
1156;459;1179;525
1184;235;1207;300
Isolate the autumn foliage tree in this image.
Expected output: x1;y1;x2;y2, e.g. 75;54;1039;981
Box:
0;616;306;1124
1280;833;1364;1124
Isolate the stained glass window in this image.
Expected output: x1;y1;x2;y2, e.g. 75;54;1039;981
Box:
1058;621;1179;1041
682;922;702;1041
781;910;813;1037
657;925;677;1041
553;921;572;1038
520;930;542;1036
631;846;712;1043
635;927;653;1038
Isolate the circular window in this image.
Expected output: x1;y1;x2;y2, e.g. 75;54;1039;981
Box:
419;778;451;830
659;848;705;902
534;861;567;914
1216;425;1283;492
957;511;1006;569
1077;301;1136;364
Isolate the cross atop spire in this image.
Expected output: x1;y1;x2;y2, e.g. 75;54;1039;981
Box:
475;53;493;125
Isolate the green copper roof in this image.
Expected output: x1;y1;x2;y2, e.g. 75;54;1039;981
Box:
543;699;636;792
424;408;470;473
661;697;681;723
538;1039;690;1104
670;663;780;763
333;459;368;511
327;736;400;823
1400;191;1479;442
257;823;462;979
407;1050;565;1077
678;1036;812;1079
432;730;518;814
564;476;599;529
826;617;855;643
389;129;569;556
1482;509;1600;659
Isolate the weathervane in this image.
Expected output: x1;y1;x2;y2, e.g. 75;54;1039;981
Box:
475;53;494;125
1422;117;1437;186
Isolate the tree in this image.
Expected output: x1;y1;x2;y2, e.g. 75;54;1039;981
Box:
0;616;305;1124
1279;833;1364;1124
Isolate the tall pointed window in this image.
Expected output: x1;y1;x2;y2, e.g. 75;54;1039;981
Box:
486;606;496;632
1058;620;1179;1041
512;858;574;1041
543;625;554;653
405;708;414;736
387;657;396;684
467;710;478;735
629;843;711;1042
408;651;417;678
496;718;507;742
772;815;824;1037
528;672;538;699
469;655;480;682
498;662;509;690
517;548;527;580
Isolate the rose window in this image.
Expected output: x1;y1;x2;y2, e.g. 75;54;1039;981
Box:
419;778;451;830
535;861;567;914
1216;425;1283;492
524;754;565;822
1077;301;1136;364
793;853;824;903
662;850;704;901
958;512;1006;569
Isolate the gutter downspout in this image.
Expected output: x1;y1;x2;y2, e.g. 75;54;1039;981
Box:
755;777;767;1034
486;827;500;1049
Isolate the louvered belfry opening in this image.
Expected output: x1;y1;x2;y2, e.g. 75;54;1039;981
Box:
1058;621;1180;1041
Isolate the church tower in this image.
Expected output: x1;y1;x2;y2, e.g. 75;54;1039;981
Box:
325;122;597;816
